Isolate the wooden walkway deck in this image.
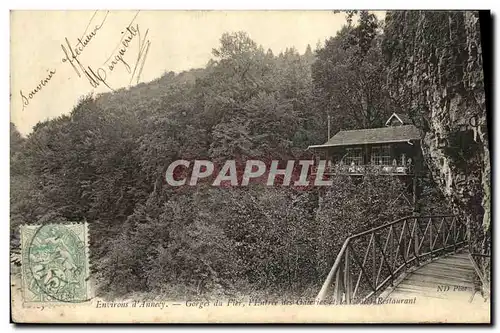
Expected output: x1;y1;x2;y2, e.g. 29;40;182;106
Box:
380;251;480;303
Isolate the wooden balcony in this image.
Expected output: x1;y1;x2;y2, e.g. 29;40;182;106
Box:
312;163;415;176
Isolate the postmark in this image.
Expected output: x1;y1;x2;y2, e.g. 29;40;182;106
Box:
20;223;90;304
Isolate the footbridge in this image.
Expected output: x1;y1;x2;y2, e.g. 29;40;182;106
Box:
316;215;490;304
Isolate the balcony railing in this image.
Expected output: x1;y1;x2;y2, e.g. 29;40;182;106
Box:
312;163;414;176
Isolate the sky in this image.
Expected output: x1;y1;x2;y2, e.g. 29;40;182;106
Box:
10;10;386;135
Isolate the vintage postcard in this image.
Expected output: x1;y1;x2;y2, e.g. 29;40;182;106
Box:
10;10;491;323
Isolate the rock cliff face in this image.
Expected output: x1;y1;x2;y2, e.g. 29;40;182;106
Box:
383;11;490;246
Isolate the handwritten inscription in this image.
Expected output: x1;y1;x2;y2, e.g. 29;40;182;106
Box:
60;11;109;76
103;23;151;86
105;26;139;73
20;69;56;111
19;11;108;111
19;10;151;111
60;11;112;90
94;11;151;89
61;11;151;90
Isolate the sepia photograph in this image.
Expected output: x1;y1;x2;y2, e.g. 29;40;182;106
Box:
9;9;491;323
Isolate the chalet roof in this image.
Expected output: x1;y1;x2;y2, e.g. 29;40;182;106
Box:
385;112;412;126
308;125;421;149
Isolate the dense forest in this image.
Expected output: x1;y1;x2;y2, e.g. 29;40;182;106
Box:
11;11;487;299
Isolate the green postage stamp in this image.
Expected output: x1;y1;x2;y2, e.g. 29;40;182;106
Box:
20;223;90;304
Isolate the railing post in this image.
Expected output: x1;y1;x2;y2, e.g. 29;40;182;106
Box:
344;246;351;304
372;232;377;283
452;217;457;252
414;218;419;264
467;219;473;253
429;218;434;257
388;227;394;284
334;263;343;303
403;222;408;264
442;218;446;252
316;240;350;303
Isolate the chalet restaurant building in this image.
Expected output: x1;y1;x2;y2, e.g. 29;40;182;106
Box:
308;113;423;207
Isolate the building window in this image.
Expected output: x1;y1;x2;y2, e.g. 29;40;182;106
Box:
371;145;391;166
345;147;363;165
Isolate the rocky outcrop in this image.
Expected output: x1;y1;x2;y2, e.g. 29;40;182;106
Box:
384;11;490;249
463;11;490;237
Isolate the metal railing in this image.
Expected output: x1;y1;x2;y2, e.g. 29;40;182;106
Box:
316;215;467;304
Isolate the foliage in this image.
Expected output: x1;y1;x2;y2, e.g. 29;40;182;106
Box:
312;11;397;131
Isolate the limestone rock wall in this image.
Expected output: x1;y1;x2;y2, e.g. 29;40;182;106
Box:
384;11;490;239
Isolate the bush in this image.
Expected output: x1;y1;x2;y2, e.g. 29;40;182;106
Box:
98;176;413;298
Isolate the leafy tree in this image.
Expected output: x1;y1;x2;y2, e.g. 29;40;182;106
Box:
313;11;396;131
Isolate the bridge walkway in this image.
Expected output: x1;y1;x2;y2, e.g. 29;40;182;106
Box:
316;215;489;306
379;251;479;303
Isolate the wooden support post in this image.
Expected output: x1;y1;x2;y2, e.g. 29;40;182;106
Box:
364;145;369;166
